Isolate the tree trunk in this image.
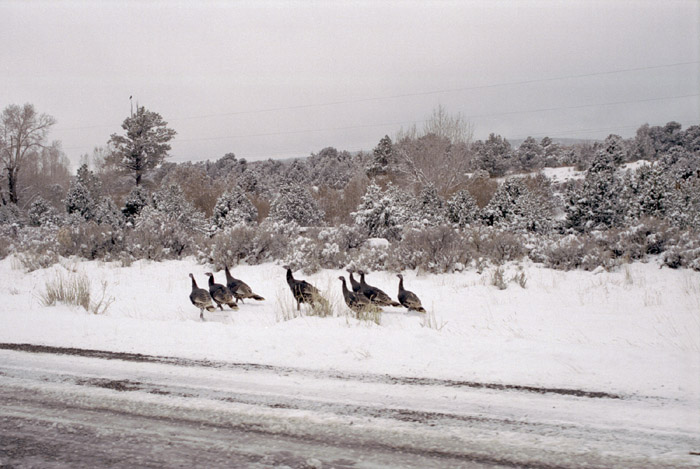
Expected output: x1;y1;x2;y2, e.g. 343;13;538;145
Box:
7;167;18;204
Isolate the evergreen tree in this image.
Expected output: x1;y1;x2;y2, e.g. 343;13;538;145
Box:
565;151;623;231
269;184;324;226
28;196;59;226
212;188;258;229
122;186;151;224
149;183;207;232
482;178;528;227
108;106;177;186
367;135;393;177
446;190;479;229
65;180;95;220
602;134;627;166
94;198;125;228
352;182;412;240
516;136;544;172
409;184;447;227
472;133;511;177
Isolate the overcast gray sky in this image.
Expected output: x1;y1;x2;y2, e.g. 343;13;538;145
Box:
2;0;698;167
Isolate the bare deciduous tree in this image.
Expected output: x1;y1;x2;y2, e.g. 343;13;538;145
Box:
393;106;474;197
0;103;56;205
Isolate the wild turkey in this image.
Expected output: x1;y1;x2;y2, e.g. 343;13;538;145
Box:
205;272;238;311
358;270;401;307
189;273;216;320
346;269;361;293
339;276;381;315
284;265;328;311
396;273;426;313
224;265;265;304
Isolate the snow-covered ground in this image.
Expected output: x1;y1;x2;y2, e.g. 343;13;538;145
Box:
497;161;652;184
0;255;698;405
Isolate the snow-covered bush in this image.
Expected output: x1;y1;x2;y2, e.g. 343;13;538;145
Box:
662;240;700;271
126;207;200;260
387;225;468;273
205;223;258;270
56;222;124;261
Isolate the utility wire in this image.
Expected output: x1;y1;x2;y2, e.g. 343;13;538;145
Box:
54;60;699;131
171;93;699;144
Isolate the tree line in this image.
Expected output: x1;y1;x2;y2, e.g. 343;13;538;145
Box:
1;102;699;273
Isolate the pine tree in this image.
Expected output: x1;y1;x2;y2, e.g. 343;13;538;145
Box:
269;184;324;226
108;106;177;186
212;188;258;229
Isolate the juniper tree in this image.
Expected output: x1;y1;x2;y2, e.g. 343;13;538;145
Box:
269;184;324;226
447;190;479;229
516;136;544;172
212;188;258;229
367;135;393;177
122;186;151;224
565;150;623;232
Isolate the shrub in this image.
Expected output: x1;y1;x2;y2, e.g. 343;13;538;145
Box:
387;225;468;273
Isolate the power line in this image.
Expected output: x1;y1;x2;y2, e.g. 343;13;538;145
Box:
169;93;700;144
53;60;699;132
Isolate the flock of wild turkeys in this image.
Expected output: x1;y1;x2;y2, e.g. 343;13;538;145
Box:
189;266;425;320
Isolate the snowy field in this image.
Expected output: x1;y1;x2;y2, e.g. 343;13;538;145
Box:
0;255;698;406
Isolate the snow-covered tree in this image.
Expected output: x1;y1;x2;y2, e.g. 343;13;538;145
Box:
122;186;151;224
28;196;60;226
409;184;447;227
516;137;544;172
602;134;627;166
565;151;623;232
93;198;124;228
447;190;479;229
212;188;258;229
268;184;324;226
472;133;511;177
352;182;412;240
107;106;177;186
624;163;671;220
482;178;528;227
149;183;207;232
367;135;393;177
65;180;95;220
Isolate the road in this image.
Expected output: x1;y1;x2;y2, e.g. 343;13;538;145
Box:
0;343;698;468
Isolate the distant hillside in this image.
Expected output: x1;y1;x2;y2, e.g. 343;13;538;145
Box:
509;137;601;148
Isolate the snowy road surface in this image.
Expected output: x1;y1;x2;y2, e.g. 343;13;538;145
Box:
1;344;698;468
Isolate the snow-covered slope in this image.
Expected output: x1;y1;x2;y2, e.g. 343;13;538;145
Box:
0;256;698;404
